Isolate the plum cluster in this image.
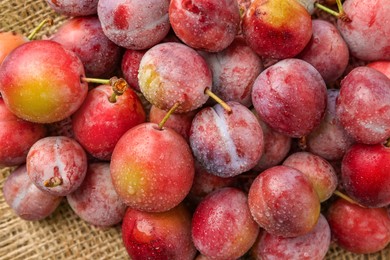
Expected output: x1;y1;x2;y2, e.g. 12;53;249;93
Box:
1;0;390;259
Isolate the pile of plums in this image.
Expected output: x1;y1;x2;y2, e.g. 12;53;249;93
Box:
1;0;389;259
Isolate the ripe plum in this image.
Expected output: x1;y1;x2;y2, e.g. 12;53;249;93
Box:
248;165;321;237
26;136;88;196
190;101;264;177
97;0;170;50
67;163;127;228
192;187;259;259
336;66;390;144
3;165;62;221
252;58;327;138
169;0;240;52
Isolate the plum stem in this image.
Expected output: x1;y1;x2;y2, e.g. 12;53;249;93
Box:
385;138;390;147
315;1;351;22
333;190;365;207
158;102;180;130
108;77;128;103
81;77;111;85
43;176;63;188
27;18;53;40
298;136;307;150
205;88;232;113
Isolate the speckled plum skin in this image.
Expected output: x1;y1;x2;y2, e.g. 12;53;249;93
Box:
251;58;327;138
97;0;170;50
248;165;321;237
110;122;195;212
341;143;390;208
169;0;240;52
121;49;146;92
50;16;122;78
326;199;390;254
200;37;263;107
336;66;390;144
3;165;62;221
252;115;291;172
283;151;338;202
306;89;354;161
72;84;146;161
337;0;390;61
138;42;211;113
242;0;312;59
298;19;349;84
0;98;47;167
0;40;88;124
190;101;264;177
45;0;98;16
251;214;331;260
67;163;127;228
26;136;88;196
148;105;196;142
192;187;259;259
122;204;197;260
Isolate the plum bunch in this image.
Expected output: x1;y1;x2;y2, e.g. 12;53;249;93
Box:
1;0;390;259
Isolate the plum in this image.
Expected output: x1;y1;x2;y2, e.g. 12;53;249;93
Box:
0;97;47;167
71;84;146;161
138;42;211;113
252;58;327;138
0;40;88;123
110;122;195;212
67;163;127;228
3;165;62;221
26;136;88;196
248;165;321;237
122;204;197;260
283;151;338;202
190;101;264;177
169;0;240;52
50;16;122;78
336;66;390;145
192;187;259;259
337;0;390;61
97;0;170;50
251;214;331;260
326;198;390;254
242;0;312;59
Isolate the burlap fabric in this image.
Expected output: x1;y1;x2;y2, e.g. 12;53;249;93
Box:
0;0;389;259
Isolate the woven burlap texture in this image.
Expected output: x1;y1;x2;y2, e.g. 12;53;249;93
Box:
0;0;389;259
